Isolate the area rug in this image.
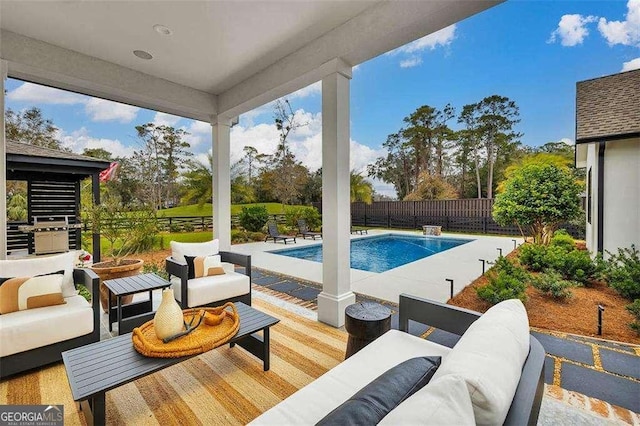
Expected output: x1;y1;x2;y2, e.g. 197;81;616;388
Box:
0;299;347;425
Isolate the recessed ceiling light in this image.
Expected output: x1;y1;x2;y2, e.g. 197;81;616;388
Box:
133;50;153;60
153;24;173;36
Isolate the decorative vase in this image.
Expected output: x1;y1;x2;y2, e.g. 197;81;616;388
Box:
154;289;184;340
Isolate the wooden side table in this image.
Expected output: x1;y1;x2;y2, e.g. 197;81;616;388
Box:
344;301;391;359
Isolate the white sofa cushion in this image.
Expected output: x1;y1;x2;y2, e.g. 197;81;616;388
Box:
0;295;93;357
249;330;452;425
380;374;475;425
0;251;78;298
431;299;530;425
170;240;219;264
171;268;250;308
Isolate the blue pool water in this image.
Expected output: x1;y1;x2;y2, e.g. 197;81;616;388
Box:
270;234;473;273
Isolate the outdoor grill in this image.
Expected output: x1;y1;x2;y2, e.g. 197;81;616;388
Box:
18;216;82;255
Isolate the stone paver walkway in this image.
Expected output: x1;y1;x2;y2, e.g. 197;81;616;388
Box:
251;266;640;415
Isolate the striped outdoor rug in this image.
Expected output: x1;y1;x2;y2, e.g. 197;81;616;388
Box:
0;299;347;425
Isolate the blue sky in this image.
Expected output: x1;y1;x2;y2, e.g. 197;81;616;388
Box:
5;0;639;197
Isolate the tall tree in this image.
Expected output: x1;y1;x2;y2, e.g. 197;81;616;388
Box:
269;99;308;205
5;107;67;151
368;132;413;200
181;154;213;207
475;95;522;198
458;103;485;198
82;147;113;160
133;124;192;209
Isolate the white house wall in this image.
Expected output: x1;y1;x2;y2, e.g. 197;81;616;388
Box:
603;138;640;254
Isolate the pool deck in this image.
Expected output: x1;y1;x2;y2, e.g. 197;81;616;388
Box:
231;229;524;304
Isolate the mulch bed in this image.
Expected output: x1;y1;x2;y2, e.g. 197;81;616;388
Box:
449;252;640;345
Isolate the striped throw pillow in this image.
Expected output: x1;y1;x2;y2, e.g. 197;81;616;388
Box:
0;271;66;314
184;255;226;279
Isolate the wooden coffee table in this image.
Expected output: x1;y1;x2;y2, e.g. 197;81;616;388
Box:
62;302;279;426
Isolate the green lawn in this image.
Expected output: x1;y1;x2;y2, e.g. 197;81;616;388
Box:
158;202;305;217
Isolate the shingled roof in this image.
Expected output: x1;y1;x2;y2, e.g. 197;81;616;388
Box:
6;140;109;163
576;69;640;143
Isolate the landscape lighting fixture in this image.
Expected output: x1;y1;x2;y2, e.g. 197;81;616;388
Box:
153;24;173;36
133;50;153;60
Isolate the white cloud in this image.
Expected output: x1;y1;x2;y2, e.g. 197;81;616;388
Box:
621;57;640;71
548;14;598;46
400;57;423;68
7;82;87;104
230;108;389;195
386;24;456;68
153;112;183;127
560;137;574;146
56;127;135;158
8;82;140;123
390;25;457;55
598;0;640;47
290;81;321;99
84;98;139;123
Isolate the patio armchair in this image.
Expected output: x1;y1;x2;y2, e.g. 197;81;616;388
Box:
297;219;322;240
165;240;251;309
265;222;296;244
0;251;101;378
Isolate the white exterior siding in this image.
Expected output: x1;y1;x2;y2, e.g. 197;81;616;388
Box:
602;139;640;254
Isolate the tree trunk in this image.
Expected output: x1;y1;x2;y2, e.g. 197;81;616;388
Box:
487;159;494;199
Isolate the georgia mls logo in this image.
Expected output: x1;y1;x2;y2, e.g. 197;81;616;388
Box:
0;404;64;426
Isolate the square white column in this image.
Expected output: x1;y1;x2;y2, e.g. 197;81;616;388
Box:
318;70;355;327
211;118;232;251
0;60;7;260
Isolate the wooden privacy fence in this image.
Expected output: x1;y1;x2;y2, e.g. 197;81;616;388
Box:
316;199;585;239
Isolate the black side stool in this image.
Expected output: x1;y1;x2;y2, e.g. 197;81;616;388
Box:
344;301;392;359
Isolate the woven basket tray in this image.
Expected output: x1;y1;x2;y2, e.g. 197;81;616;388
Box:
132;302;240;358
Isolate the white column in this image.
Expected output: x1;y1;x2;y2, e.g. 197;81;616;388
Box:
0;60;7;260
318;70;355;327
211;117;232;251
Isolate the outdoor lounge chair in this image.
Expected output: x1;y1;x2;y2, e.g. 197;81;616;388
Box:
265;222;296;244
351;226;368;235
297;219;322;240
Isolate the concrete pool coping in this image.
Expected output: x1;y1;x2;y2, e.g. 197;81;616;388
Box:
231;229;524;305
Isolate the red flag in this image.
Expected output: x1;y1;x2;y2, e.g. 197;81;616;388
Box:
99;162;119;182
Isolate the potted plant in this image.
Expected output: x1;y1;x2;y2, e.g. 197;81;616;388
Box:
86;195;159;312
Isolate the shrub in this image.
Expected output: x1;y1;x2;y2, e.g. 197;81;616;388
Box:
238;206;269;232
169;223;181;233
562;249;599;284
626;299;640;335
183;222;195;232
602;245;640;300
285;206;322;230
519;243;548;272
143;262;169;281
531;270;576;299
476;257;529;305
550;229;575;252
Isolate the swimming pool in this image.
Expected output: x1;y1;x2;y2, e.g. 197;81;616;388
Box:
269;234;473;273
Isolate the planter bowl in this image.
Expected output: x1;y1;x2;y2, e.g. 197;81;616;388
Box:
91;259;144;313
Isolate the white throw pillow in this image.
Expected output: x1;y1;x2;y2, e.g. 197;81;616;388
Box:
431;299;530;425
380;374;475;425
0;251;77;298
170;240;219;264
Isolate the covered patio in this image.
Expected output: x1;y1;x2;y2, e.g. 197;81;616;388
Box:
0;0;502;327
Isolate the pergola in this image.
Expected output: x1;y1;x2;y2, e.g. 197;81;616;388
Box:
0;0;501;326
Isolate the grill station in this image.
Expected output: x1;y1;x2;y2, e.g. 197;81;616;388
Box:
18;216;82;255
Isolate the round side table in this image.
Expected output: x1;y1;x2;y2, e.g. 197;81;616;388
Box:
344;301;392;359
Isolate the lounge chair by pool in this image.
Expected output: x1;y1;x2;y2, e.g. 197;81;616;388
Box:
265;222;296;244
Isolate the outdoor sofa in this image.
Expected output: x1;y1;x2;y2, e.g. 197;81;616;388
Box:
252;295;545;425
166;240;252;308
0;251;100;378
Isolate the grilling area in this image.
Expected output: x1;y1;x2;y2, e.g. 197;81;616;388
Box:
5;140;110;259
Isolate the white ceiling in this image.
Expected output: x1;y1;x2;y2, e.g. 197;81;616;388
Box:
0;1;502;120
1;1;376;93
